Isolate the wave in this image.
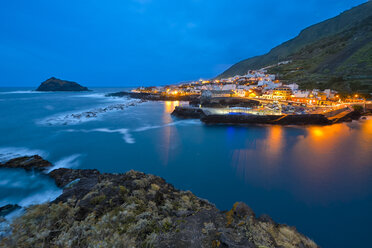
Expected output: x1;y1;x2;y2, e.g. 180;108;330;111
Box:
94;128;135;144
0;90;45;94
69;93;131;103
38;99;143;126
62;120;200;144
0;208;24;238
18;188;63;206
0;169;62;207
134;119;201;132
47;154;82;172
64;128;135;144
0;147;47;163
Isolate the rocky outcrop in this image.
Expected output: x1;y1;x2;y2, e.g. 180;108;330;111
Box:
0;155;51;171
49;168;100;188
172;106;206;119
36;77;89;91
0;156;318;247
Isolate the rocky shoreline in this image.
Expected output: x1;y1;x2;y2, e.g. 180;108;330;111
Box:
107;91;200;102
0;156;318;247
39;99;145;126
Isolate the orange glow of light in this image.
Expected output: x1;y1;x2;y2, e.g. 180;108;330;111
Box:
164;101;179;113
311;128;324;138
266;125;284;161
355;94;358;98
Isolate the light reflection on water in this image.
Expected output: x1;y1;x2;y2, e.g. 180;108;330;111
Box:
160;101;180;166
164;100;180;114
230;118;372;205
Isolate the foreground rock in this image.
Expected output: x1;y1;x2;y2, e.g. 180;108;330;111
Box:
0;157;318;248
0;155;51;171
36;77;89;91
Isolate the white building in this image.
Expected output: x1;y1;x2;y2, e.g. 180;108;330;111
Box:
222;84;236;91
293;90;310;98
287;83;299;91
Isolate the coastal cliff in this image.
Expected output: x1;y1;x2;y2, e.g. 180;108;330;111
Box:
36;77;89;92
0;156;318;248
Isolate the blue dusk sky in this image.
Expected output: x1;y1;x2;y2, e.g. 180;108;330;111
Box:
0;0;367;87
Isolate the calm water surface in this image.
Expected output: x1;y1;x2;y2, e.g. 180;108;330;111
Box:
0;88;371;247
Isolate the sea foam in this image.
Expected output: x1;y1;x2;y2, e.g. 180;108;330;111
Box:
38;99;143;126
65;128;135;144
134;119;201;132
47;154;83;172
0;90;45;94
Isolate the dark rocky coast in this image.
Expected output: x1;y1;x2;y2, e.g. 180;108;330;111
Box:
36;77;89;91
107;91;200;102
0;156;318;248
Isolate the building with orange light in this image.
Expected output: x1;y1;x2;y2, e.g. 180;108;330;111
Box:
272;86;293;100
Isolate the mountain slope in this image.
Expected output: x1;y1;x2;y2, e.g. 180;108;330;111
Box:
218;1;372;92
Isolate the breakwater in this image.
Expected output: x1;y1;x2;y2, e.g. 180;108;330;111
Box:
201;113;331;125
172;106;362;125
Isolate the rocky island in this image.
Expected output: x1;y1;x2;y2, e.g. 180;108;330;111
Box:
36;77;89;92
0;156;318;248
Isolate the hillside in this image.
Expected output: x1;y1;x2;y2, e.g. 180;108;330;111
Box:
218;1;372;93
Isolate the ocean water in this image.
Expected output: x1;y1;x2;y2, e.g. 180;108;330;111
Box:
0;87;371;247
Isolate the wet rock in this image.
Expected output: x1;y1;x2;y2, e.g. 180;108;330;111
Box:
0;204;21;217
171;106;206;119
49;168;100;187
0;155;51;171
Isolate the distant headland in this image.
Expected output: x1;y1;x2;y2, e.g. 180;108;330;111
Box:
36;77;89;92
